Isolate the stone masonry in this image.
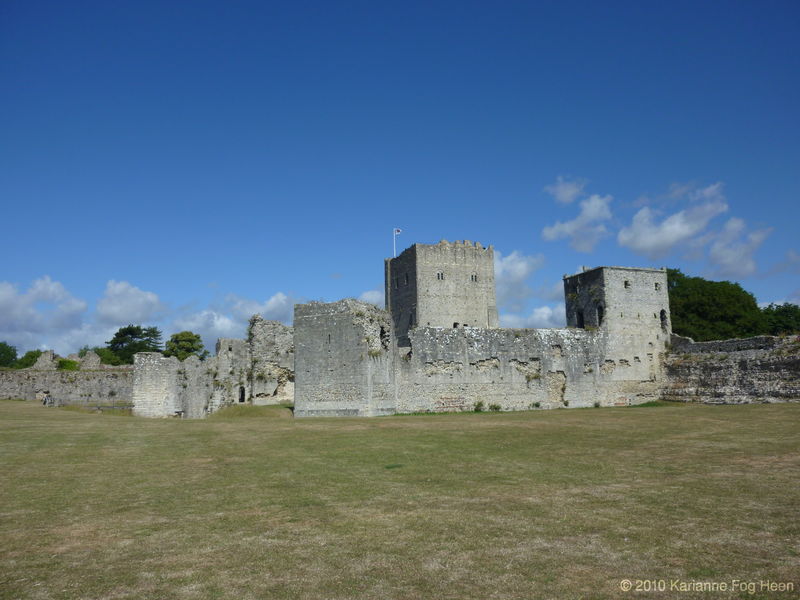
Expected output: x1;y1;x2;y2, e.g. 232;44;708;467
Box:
293;242;672;417
131;315;294;418
6;239;797;417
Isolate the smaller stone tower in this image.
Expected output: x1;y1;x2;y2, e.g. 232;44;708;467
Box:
564;266;670;349
385;240;499;344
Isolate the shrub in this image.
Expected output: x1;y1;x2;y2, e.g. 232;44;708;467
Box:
14;350;42;369
57;359;80;371
488;403;501;412
473;401;484;412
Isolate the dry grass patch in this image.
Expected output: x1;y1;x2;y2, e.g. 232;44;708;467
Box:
0;400;798;599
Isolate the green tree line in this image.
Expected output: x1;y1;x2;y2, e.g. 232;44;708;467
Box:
667;269;800;342
0;327;208;369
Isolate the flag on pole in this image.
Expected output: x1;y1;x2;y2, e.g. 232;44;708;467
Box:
392;228;402;257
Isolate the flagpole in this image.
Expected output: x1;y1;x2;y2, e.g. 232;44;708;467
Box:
392;227;402;257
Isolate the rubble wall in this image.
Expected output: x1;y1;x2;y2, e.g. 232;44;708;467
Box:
0;367;133;407
294;299;665;417
294;300;394;417
132;353;182;417
396;326;662;413
663;334;800;404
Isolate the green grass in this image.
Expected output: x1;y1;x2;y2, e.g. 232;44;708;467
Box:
1;400;798;599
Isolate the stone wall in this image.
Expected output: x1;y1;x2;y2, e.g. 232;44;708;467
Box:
131;316;295;418
294;299;394;417
0;366;133;407
663;334;800;404
293;297;666;417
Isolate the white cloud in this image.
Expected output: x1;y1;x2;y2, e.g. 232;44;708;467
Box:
544;176;586;204
172;309;243;351
542;194;613;252
494;250;545;311
533;280;565;302
359;289;384;306
0;276;89;354
226;291;298;324
708;218;772;278
770;249;800;275
500;303;566;328
617;183;728;259
96;280;165;325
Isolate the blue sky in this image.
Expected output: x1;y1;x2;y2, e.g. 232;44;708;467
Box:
2;0;798;354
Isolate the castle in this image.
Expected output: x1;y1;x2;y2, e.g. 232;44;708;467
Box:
2;239;797;413
131;239;671;417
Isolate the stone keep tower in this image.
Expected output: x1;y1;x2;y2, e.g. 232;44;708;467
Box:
384;240;499;344
563;266;671;349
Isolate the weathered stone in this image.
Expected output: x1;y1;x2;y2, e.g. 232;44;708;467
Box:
663;334;800;404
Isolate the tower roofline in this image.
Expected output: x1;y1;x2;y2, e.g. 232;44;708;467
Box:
563;265;666;279
387;239;494;262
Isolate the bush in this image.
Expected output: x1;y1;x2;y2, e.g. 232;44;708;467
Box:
14;350;42;369
488;403;501;412
473;401;485;412
57;359;80;371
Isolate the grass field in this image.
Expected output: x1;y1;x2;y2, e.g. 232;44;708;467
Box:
1;400;798;600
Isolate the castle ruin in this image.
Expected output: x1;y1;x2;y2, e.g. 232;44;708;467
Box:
294;240;670;416
4;239;796;414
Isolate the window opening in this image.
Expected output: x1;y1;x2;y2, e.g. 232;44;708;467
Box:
576;310;585;328
238;386;245;403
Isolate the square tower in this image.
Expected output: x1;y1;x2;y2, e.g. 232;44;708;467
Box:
563;266;670;342
385;240;499;344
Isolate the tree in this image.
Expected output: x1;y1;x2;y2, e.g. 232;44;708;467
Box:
14;349;42;369
0;342;17;367
762;303;800;336
667;269;767;341
163;331;209;361
105;325;163;364
93;347;123;366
